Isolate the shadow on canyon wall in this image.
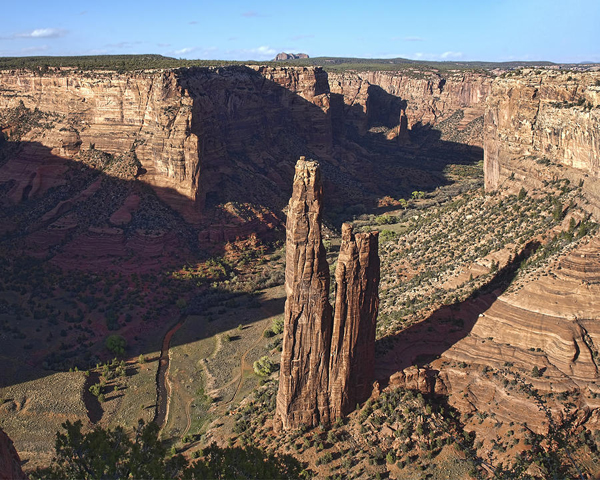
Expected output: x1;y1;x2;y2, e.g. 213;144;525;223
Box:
178;66;483;226
375;240;541;386
0;66;483;390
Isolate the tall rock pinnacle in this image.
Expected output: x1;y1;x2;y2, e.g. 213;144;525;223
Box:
275;157;333;430
275;157;380;430
329;224;380;420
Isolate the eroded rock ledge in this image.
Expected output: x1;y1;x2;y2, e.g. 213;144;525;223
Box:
275;157;379;430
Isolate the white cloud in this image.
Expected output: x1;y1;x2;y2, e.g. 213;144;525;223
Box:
242;11;258;17
254;46;276;56
409;51;464;61
16;28;67;39
170;46;219;58
224;45;277;60
440;51;463;59
174;47;196;55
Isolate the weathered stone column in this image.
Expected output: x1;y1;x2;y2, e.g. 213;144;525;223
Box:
275;157;333;430
329;224;380;420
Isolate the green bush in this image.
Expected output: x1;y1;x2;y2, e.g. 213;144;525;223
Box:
253;356;276;377
105;334;126;355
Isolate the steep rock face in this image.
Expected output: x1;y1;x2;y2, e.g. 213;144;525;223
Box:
276;159;380;429
0;66;332;223
0;71;199;218
329;70;491;145
0;428;27;480
484;70;600;214
329;224;380;420
276;157;333;430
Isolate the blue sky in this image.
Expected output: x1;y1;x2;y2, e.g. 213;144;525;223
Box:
1;0;598;63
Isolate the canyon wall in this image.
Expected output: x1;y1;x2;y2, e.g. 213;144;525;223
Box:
484;70;600;216
0;66;332;223
276;158;380;430
329;70;492;145
0;70;200;218
0;65;491;229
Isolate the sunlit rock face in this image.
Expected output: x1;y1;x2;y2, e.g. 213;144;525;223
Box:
275;158;379;430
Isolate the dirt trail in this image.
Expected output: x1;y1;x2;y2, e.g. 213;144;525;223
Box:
226;297;283;405
153;315;185;430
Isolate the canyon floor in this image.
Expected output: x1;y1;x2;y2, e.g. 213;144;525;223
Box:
2;155;599;478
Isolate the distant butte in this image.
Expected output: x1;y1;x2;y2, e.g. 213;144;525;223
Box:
274;52;309;61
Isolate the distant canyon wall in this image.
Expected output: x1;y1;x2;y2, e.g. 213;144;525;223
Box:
0;66;332;222
483;70;600;216
328;70;492;145
0;65;494;225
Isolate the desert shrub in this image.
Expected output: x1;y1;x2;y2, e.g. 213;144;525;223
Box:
271;317;284;335
253;356;276;377
105;334;126;355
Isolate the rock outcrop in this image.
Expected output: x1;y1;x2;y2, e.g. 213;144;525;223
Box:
0;428;27;480
276;158;380;430
276;157;333;429
329;224;380;420
274;53;310;61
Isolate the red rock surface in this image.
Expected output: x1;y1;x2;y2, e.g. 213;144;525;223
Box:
329;70;491;145
276;159;380;429
329;224;379;420
484;70;600;215
0;428;26;480
276;157;333;430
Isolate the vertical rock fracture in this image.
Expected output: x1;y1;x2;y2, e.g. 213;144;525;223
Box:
276;157;380;430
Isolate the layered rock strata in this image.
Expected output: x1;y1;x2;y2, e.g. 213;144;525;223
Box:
329;70;491;145
276;158;379;430
484;70;600;215
276;157;333;429
329;224;380;420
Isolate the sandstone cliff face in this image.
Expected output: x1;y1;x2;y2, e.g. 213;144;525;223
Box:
0;71;199;218
0;66;332;223
329;70;492;145
0;428;26;480
329;224;380;420
276;158;379;430
484;70;600;215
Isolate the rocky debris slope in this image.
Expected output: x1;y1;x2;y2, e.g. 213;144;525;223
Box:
276;158;379;430
0;428;26;480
